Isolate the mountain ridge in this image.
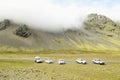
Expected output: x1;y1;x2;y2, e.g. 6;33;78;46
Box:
0;13;120;52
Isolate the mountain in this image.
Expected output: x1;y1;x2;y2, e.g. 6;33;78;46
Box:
0;13;120;52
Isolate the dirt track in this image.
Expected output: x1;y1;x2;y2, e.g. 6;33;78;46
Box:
0;58;120;63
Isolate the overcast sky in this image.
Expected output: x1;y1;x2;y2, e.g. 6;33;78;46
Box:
0;0;119;31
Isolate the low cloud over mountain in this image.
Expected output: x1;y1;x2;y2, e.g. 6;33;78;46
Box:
0;0;120;32
0;13;120;52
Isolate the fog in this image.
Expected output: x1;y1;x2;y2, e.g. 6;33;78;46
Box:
0;0;120;32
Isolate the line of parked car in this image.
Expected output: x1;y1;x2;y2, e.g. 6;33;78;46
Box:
34;56;105;65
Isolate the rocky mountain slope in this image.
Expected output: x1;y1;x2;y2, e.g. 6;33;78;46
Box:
0;13;120;52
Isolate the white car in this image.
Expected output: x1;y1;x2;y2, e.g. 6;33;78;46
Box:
92;59;105;65
76;58;87;64
45;58;54;64
34;56;43;63
58;59;65;65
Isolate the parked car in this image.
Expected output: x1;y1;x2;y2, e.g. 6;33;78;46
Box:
58;59;65;65
92;59;105;65
45;58;54;64
34;56;43;63
76;58;87;64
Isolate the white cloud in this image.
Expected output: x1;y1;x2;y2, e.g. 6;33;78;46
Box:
0;0;119;32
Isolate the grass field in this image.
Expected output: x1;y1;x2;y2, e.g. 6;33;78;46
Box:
0;51;120;80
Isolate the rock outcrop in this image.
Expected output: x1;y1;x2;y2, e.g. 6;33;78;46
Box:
0;19;10;30
15;25;31;38
84;13;120;37
84;13;116;27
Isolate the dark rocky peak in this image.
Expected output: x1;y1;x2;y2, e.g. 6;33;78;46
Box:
84;13;117;28
15;25;31;38
0;19;10;30
84;13;120;37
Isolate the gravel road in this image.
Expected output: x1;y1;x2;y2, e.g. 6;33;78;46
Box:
0;58;120;63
